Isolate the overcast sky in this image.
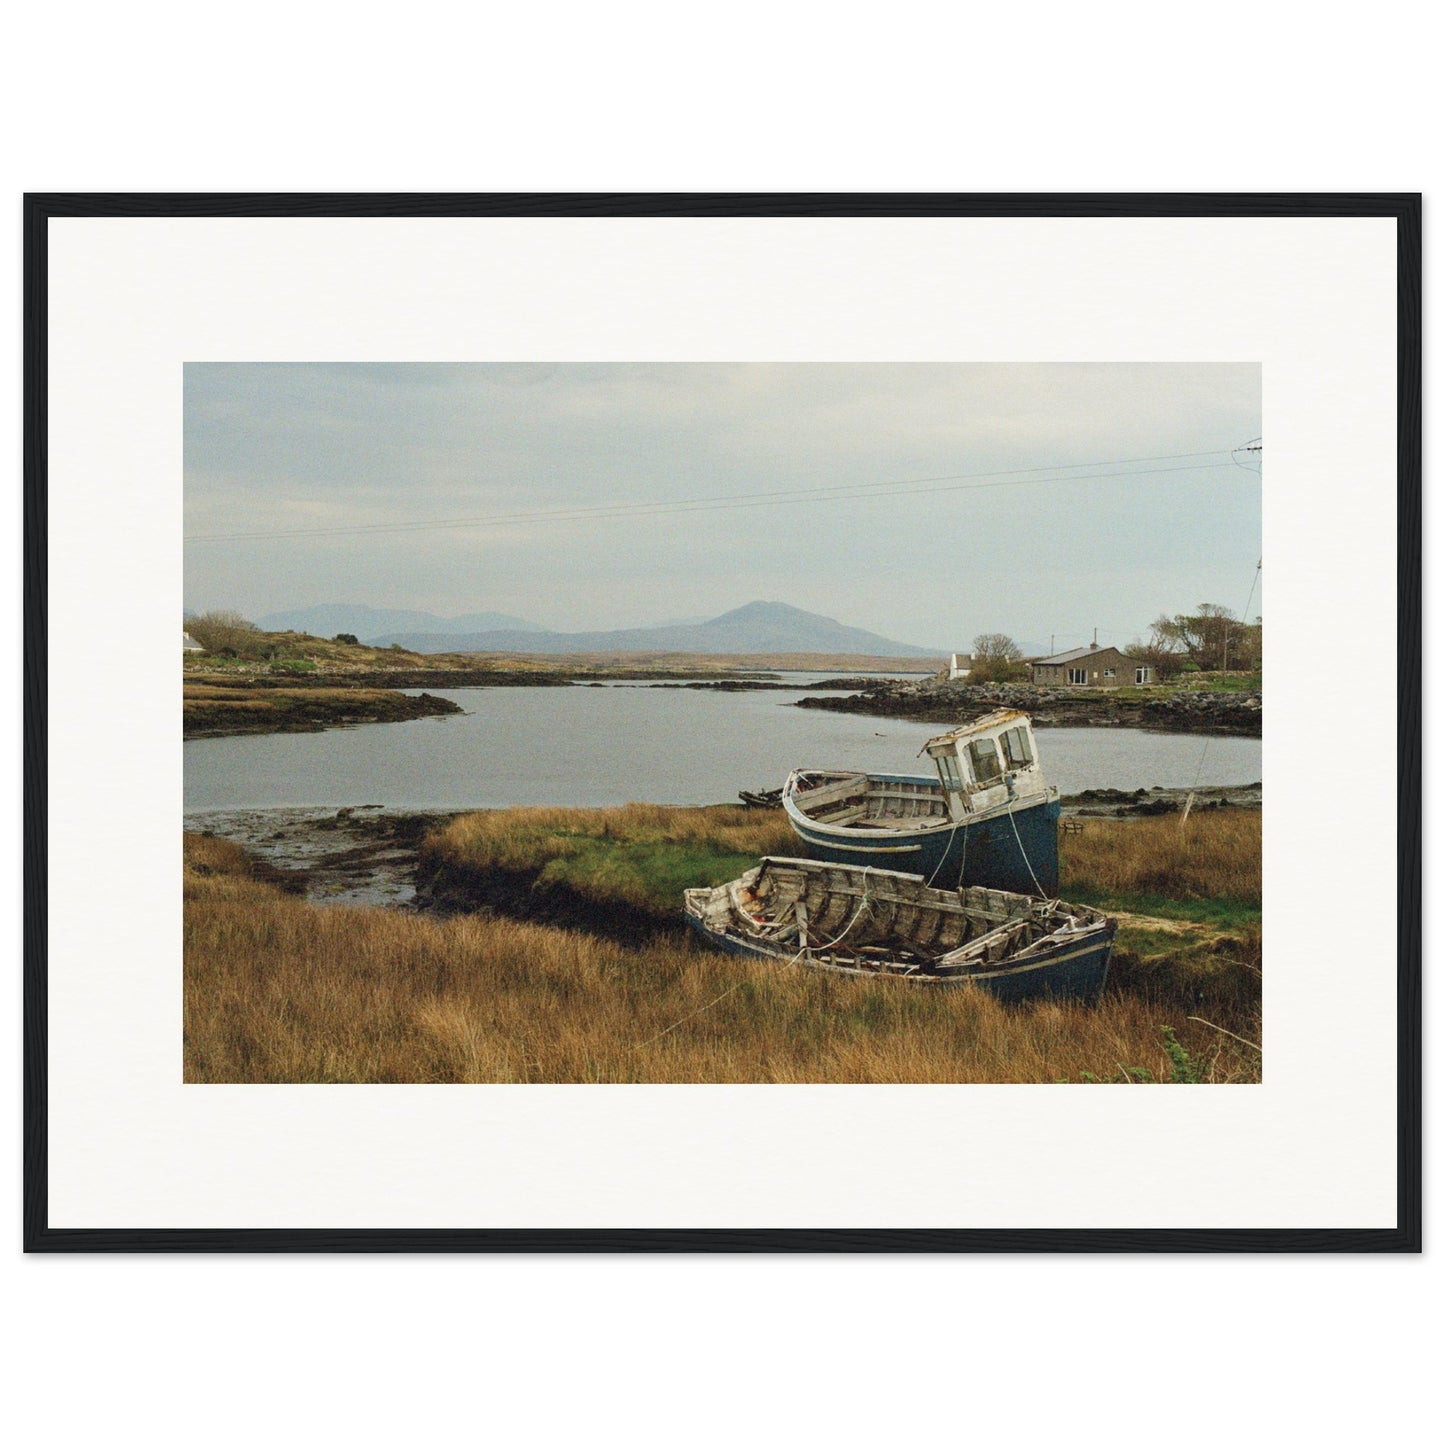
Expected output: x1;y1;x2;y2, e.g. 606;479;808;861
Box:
184;363;1261;653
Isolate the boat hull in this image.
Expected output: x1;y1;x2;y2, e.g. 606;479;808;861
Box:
782;772;1061;896
684;899;1112;1004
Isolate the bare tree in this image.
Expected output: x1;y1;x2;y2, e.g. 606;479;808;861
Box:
969;633;1026;683
972;633;1022;663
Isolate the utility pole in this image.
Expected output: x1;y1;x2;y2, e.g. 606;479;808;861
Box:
1223;440;1263;674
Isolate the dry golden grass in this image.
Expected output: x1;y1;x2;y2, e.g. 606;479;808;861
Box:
184;683;401;712
432;802;795;865
1062;810;1261;910
185;829;1260;1085
184;832;308;894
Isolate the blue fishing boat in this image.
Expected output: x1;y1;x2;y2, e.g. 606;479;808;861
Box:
781;709;1060;895
684;857;1114;1003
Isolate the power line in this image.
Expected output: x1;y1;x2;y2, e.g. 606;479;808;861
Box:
186;448;1242;545
1230;436;1263;476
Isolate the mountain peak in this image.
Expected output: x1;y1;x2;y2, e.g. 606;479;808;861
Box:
711;599;820;622
375;599;937;657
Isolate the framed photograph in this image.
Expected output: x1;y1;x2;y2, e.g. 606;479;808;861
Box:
24;193;1420;1251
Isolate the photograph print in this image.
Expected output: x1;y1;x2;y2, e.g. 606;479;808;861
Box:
183;361;1263;1086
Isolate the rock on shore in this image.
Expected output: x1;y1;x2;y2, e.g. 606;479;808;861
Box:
796;677;1261;737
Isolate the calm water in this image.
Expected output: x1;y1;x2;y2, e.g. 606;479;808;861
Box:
184;683;1262;814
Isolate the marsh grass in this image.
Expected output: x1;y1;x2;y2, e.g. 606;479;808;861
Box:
423;804;797;917
185;814;1262;1085
1061;811;1260;912
184;682;407;714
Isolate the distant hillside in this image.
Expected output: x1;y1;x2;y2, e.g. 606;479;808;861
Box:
256;603;545;641
379;601;938;657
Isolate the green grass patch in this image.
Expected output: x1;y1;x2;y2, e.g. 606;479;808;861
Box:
537;839;770;916
1113;924;1199;958
1064;887;1261;931
1197;673;1262;693
1102;686;1162;702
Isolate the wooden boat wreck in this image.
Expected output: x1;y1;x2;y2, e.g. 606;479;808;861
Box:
738;786;784;809
781;709;1061;895
684;857;1115;1003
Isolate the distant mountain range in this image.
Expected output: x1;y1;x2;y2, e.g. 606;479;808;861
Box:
256;603;547;639
376;601;940;657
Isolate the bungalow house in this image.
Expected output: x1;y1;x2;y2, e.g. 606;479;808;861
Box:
183;631;204;653
948;652;972;680
1031;641;1152;687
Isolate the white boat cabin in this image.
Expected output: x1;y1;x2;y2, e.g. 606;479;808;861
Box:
923;708;1050;821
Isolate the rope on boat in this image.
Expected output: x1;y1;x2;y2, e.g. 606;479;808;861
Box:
925;817;966;889
630;870;876;1053
1006;804;1048;899
627;974;763;1053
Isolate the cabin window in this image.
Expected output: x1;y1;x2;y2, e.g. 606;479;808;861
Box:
1135;666;1152;684
934;751;964;791
1104;668;1115;679
1068;667;1088;684
1001;725;1033;768
968;738;1002;785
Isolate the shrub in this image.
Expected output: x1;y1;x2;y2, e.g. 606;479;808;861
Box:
188;610;262;656
967;657;1030;684
1160;1025;1202;1083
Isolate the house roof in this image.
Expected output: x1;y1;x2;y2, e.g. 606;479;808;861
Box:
1033;644;1124;666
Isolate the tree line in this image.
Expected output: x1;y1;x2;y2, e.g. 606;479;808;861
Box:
1130;604;1262;677
961;604;1262;683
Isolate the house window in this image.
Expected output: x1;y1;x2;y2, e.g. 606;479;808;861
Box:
1135;666;1152;684
1001;726;1033;768
1068;667;1088;684
1104;668;1115;680
968;739;1002;785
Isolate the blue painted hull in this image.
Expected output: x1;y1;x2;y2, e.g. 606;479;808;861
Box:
783;774;1061;896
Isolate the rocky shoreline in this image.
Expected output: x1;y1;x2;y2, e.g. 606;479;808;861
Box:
636;676;885;693
184;806;465;906
184;682;463;738
181;665;845;739
187;781;1262;924
1060;783;1261;818
796;678;1262;737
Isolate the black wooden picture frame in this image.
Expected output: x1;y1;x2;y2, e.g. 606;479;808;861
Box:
22;192;1422;1252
